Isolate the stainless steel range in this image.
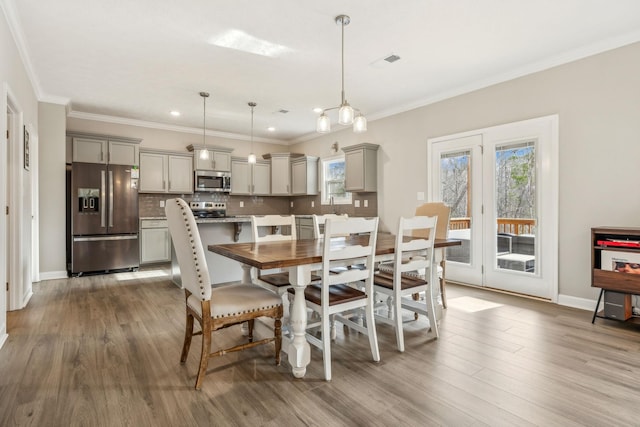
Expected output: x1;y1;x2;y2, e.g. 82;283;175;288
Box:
189;201;227;218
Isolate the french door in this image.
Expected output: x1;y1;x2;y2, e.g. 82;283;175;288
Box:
428;115;558;300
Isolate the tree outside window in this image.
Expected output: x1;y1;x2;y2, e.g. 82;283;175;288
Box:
321;156;352;205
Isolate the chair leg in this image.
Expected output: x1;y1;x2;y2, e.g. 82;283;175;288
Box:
412;293;420;320
194;322;211;390
274;317;282;366
366;301;381;362
180;313;195;364
247;319;255;342
330;314;337;340
322;315;332;381
440;261;447;309
394;293;405;352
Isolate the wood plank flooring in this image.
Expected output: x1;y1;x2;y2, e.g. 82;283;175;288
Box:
1;267;640;426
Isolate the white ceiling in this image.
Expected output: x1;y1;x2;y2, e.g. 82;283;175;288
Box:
4;0;640;144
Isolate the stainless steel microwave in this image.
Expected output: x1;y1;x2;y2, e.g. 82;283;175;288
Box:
194;170;231;192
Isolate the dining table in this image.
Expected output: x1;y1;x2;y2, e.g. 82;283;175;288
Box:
208;233;461;378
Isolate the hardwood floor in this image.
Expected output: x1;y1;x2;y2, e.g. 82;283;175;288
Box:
1;267;640;426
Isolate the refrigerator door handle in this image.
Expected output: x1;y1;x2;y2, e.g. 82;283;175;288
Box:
101;170;106;228
109;170;114;228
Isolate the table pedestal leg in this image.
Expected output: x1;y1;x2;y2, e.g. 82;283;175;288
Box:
287;265;311;378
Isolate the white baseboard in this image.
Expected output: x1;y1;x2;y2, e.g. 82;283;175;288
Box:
557;293;600;312
38;271;68;281
0;328;7;350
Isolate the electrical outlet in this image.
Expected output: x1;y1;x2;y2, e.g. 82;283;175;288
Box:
159;200;165;208
364;200;368;208
239;201;244;208
354;200;360;208
311;201;315;208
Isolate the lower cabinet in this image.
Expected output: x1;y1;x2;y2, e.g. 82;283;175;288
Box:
296;216;314;240
140;219;171;264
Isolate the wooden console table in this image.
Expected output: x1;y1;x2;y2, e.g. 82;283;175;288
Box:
591;226;640;323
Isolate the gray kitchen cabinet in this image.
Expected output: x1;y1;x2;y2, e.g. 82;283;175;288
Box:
187;145;233;171
72;135;140;165
342;143;379;192
296;216;314;240
140;219;171;264
267;153;294;195
230;157;271;195
291;156;318;195
139;150;193;193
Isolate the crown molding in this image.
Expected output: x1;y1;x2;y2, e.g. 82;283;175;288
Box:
67;110;287;145
1;0;43;99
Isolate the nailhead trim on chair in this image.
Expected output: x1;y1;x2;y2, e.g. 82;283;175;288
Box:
210;303;282;319
176;199;207;301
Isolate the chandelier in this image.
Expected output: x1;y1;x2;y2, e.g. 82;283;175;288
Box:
316;15;367;134
199;91;210;160
248;102;257;164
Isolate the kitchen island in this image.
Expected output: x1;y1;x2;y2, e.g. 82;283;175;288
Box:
171;216;252;287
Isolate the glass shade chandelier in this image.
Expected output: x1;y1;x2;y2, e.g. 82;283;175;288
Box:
248;102;257;164
199;91;210;160
316;15;367;134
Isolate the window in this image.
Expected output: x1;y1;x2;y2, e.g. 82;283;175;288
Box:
321;155;352;205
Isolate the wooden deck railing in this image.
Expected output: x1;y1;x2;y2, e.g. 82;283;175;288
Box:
450;218;536;235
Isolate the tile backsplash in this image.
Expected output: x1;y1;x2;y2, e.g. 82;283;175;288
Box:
139;192;377;218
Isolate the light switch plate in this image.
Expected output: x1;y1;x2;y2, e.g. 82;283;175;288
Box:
354;200;360;208
239;201;244;208
291;201;294;208
417;192;425;201
159;200;165;208
364;200;368;208
311;201;314;208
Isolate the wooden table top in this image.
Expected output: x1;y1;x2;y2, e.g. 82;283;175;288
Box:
208;233;461;270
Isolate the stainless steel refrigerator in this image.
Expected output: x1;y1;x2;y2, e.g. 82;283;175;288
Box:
70;162;139;275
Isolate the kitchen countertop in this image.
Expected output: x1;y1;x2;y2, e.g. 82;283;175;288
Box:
140;215;312;223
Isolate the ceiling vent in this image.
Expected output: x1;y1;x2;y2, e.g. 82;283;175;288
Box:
384;54;401;63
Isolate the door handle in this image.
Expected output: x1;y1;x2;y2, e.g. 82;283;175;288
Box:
100;171;106;227
108;170;114;227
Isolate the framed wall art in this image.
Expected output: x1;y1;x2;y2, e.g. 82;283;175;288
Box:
23;125;29;170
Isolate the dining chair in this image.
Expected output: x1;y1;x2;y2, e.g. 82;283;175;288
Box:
289;216;380;381
379;202;451;311
166;199;283;390
373;215;438;352
414;202;451;308
312;213;348;238
251;215;320;296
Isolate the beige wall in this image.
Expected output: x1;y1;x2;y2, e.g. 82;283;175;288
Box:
38;103;66;276
293;42;640;303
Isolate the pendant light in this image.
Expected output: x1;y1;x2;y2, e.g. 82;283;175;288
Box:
199;91;210;160
248;102;257;164
316;15;367;134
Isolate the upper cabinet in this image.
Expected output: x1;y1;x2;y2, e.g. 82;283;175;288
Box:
291;156;318;195
342;143;379;192
230;157;270;195
266;153;294;195
70;133;141;166
139;150;193;194
187;145;233;172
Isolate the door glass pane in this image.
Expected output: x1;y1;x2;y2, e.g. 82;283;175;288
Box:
494;140;537;274
440;150;471;264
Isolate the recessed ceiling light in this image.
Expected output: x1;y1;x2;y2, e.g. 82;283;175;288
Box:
267;127;275;132
313;107;323;113
209;29;292;58
170;111;180;117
